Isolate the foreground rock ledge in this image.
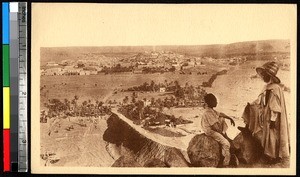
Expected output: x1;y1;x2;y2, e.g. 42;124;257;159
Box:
187;134;221;167
103;114;190;167
105;114;263;167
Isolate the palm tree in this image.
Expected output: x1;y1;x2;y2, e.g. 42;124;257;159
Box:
164;79;168;87
185;82;189;88
131;97;136;103
74;95;79;100
174;80;180;89
136;100;144;119
150;80;155;92
170;96;175;107
132;92;137;98
151;97;155;106
123;96;129;105
98;101;104;109
142;82;149;91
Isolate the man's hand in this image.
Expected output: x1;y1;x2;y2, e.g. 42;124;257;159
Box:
229;118;235;126
219;112;236;126
270;121;276;129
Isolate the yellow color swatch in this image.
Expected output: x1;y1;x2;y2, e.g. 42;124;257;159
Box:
3;87;10;129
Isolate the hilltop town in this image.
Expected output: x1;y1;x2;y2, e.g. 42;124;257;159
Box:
41;50;249;76
40;39;290;76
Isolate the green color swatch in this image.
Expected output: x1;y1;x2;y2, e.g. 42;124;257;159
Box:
3;44;10;86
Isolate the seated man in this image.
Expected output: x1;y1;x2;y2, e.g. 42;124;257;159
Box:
201;93;237;167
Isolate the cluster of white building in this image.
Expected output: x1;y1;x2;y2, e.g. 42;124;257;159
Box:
41;67;99;76
207;56;247;65
41;59;106;76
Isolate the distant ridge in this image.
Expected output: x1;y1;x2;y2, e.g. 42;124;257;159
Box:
41;39;290;64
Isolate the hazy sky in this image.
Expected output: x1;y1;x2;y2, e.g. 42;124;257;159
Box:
32;4;296;47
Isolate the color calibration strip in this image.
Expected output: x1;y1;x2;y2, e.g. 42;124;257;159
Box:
10;2;20;172
2;2;11;172
2;2;27;172
17;2;28;172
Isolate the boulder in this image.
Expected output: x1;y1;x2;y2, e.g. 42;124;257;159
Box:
187;134;220;167
103;114;148;152
164;147;190;167
103;128;123;146
111;155;142;167
232;131;263;164
144;158;168;167
103;114;126;146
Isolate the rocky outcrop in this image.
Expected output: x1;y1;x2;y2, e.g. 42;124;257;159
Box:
104;114;266;168
144;158;167;167
111;155;142;167
187;131;264;167
232;131;263;164
164;147;190;167
103;114;189;167
187;134;221;167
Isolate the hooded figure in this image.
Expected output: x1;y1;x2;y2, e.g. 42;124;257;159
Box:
255;61;290;160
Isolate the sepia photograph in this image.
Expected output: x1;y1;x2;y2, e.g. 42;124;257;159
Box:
31;3;296;175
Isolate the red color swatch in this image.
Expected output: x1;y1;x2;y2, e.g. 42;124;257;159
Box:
3;129;10;172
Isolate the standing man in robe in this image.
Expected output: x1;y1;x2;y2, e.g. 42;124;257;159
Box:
254;61;290;163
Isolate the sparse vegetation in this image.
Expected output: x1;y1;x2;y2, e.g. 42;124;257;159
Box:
117;103;193;127
41;96;112;123
125;80;207;106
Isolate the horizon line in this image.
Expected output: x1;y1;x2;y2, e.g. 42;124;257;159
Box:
40;38;289;48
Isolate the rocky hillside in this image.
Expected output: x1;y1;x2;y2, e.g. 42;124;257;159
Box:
103;112;290;168
103;114;190;167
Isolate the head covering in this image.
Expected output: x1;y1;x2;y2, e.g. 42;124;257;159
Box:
256;62;281;83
